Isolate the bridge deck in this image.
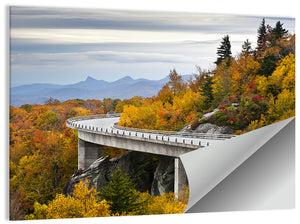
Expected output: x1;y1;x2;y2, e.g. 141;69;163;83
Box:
66;116;230;149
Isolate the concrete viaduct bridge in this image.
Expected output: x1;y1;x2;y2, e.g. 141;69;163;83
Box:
66;114;235;195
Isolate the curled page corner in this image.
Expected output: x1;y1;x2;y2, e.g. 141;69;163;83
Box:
180;117;295;213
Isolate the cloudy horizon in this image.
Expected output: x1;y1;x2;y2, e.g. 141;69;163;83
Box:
10;6;295;87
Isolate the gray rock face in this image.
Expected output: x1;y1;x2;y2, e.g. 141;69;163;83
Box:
63;156;111;196
63;151;177;196
194;123;235;134
202;108;220;118
151;156;174;196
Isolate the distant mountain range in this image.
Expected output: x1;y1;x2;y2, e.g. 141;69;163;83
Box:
10;75;192;107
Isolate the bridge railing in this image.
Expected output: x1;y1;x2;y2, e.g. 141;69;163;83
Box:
67;113;121;122
112;124;178;135
67;120;205;146
67;114;235;144
113;124;234;140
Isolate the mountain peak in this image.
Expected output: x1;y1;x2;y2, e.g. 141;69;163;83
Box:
85;76;97;82
118;76;133;81
112;76;135;85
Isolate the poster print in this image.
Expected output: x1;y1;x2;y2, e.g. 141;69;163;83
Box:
9;6;295;220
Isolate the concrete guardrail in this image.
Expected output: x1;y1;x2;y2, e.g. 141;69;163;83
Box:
66;114;235;147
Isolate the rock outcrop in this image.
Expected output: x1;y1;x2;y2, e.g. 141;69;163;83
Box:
194;123;235;134
63;151;178;196
151;156;174;196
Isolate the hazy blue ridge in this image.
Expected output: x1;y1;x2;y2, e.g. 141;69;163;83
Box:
10;75;192;107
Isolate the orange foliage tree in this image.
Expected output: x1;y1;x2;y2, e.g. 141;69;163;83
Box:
9;100;98;219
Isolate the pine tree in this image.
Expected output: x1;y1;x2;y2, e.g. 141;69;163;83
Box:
98;168;144;214
273;21;288;40
257;18;267;50
241;39;252;56
200;74;214;110
215;35;232;66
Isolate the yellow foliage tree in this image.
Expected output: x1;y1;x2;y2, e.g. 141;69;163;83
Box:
280;54;295;92
267;89;295;122
255;75;268;96
120;191;187;216
146;192;186;215
268;53;295;94
115;96;144;113
229;55;260;96
255;53;295;123
118;105;139;127
212;62;234;106
173;89;203;117
26;180;111;219
72;107;90;117
256;53;295;98
246;114;267;132
119;101;163;129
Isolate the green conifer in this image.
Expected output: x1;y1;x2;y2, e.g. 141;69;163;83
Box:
215;35;232;66
273;21;288;40
257;18;267;50
98;168;143;214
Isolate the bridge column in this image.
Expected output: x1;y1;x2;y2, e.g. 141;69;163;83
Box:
78;139;103;170
174;158;187;199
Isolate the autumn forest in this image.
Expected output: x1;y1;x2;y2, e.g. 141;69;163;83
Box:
9;19;295;219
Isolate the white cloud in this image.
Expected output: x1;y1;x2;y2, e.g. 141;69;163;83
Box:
11;50;204;68
11;28;222;44
9;7;295;86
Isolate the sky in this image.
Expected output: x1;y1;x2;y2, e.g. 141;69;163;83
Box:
9;6;295;87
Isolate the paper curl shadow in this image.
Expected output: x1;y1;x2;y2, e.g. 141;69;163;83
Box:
180;117;295;213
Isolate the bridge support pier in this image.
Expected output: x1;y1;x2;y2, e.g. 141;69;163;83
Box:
78;139;103;170
174;158;187;199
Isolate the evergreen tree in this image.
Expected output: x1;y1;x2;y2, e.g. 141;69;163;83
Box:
98;168;144;214
273;21;288;40
241;39;252;56
257;18;267;50
215;35;232;66
259;54;278;77
200;74;214;110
